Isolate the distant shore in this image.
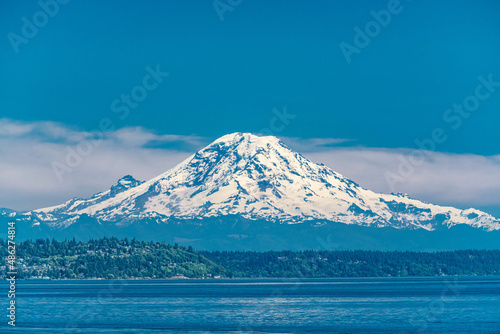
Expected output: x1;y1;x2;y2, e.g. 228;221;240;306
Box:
2;238;499;280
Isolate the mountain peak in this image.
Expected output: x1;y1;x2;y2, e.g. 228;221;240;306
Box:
110;175;143;195
116;175;141;186
211;132;281;147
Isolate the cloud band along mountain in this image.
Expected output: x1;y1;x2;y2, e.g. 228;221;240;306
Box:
2;133;499;250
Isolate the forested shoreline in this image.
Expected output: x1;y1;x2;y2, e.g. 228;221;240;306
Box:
1;238;499;279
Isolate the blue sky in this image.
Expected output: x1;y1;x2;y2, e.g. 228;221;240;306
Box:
1;0;500;214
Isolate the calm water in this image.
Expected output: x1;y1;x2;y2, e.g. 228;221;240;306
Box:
1;277;499;333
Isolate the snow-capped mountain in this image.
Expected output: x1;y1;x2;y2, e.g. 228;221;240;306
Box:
10;132;500;232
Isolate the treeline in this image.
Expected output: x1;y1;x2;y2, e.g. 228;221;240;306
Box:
1;238;499;279
0;237;225;279
201;249;500;278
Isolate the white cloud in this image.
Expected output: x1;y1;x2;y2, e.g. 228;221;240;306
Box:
1;119;499;215
107;127;207;148
0;119;205;211
0;119;35;136
279;136;352;152
303;148;500;210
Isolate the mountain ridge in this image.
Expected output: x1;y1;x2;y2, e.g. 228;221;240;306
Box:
5;132;499;233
